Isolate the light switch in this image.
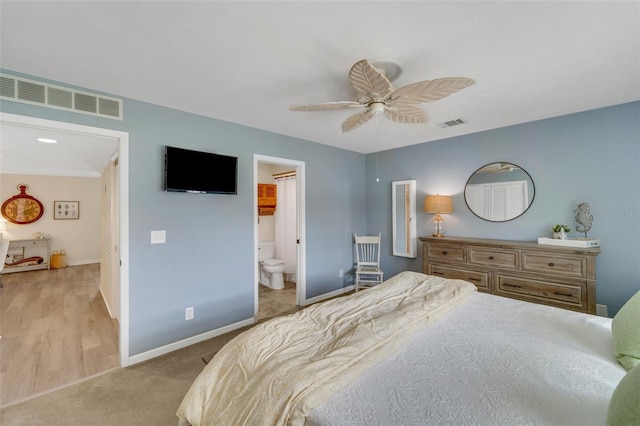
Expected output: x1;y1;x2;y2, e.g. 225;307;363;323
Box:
150;230;166;244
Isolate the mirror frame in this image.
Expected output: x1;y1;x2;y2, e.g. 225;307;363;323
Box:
392;180;417;258
464;162;535;222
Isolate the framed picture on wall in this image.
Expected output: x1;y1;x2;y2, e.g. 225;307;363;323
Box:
54;201;79;220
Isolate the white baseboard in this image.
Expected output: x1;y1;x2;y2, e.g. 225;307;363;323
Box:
128;317;255;365
99;286;117;320
305;285;355;305
128;285;354;366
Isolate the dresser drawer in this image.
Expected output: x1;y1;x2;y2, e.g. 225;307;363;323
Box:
429;264;489;292
425;244;465;262
521;252;586;278
468;248;518;270
495;274;586;311
9;240;35;249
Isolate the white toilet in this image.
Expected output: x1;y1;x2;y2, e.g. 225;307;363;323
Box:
258;241;285;290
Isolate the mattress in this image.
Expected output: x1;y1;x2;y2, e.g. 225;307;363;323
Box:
306;291;626;426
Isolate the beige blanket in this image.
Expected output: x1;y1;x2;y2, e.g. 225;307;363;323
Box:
176;271;476;426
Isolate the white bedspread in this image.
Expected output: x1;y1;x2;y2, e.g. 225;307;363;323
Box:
177;272;475;426
307;291;627;426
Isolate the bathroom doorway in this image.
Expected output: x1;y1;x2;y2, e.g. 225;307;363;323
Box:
254;155;306;319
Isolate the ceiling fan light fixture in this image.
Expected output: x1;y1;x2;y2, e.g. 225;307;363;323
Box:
370;102;385;114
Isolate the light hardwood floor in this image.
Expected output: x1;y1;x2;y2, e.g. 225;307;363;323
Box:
0;271;299;407
0;264;119;407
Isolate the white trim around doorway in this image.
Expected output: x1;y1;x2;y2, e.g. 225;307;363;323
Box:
0;112;131;367
254;154;306;313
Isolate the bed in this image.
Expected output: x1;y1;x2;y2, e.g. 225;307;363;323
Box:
177;271;639;426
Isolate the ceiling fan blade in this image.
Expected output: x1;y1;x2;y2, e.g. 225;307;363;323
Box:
290;101;363;111
384;102;429;124
349;59;394;101
342;109;376;133
391;77;475;103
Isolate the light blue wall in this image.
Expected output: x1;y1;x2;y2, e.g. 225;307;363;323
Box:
368;101;640;316
1;70;366;355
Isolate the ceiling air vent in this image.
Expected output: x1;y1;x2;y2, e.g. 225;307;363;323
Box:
0;73;122;120
439;118;468;128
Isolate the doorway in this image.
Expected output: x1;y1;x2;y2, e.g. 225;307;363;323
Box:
254;155;306;318
0;113;130;403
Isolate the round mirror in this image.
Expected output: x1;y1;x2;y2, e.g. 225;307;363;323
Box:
464;162;535;222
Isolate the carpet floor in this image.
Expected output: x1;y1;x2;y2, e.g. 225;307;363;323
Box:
0;308;300;426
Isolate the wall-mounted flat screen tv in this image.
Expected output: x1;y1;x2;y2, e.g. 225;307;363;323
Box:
164;146;238;194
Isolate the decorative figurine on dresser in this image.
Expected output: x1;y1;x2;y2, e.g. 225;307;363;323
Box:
574;202;593;238
420;236;600;314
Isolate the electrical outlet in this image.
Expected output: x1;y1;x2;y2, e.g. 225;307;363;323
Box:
339;269;343;278
185;306;194;321
596;304;608;318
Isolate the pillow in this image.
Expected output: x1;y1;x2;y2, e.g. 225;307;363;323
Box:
606;364;640;426
612;290;640;371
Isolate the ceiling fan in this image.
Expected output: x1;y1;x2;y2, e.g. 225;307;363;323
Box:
479;162;520;174
290;59;475;133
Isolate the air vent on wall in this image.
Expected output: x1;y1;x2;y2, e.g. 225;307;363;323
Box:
0;73;123;120
439;118;468;128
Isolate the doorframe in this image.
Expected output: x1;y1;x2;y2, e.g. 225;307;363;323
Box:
254;154;306;311
0;112;131;367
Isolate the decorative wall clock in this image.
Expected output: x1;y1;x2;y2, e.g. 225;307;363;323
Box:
1;184;44;224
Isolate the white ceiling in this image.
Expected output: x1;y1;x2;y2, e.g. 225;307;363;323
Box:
1;1;639;177
0;122;118;178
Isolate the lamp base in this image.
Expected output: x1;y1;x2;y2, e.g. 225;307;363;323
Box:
432;216;445;237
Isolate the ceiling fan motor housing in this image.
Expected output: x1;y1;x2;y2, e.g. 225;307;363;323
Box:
370;102;385;114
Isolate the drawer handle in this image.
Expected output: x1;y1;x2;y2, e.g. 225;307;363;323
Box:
468;277;481;282
548;262;555;267
554;291;573;297
441;251;448;255
503;283;522;289
488;256;494;260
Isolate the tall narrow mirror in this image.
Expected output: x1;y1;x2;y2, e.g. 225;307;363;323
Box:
392;180;417;258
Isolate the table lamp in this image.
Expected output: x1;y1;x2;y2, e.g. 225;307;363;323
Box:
424;194;453;237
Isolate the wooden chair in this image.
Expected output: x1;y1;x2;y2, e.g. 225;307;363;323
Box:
0;239;10;289
354;233;383;292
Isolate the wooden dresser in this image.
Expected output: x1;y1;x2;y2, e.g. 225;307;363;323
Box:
420;236;600;314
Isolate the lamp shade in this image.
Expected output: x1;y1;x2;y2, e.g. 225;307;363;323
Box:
424;195;453;214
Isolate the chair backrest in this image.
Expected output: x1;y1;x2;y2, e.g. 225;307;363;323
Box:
0;239;10;273
354;233;381;267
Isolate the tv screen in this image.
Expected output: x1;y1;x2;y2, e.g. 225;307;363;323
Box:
164;146;238;194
